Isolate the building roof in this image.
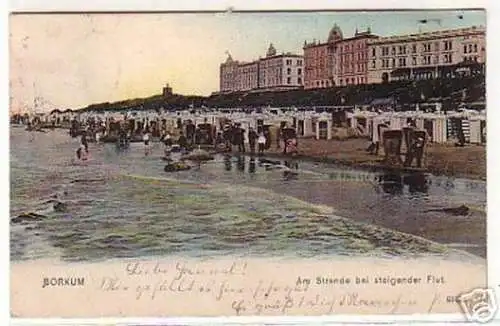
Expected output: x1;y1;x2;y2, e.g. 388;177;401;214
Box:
238;61;259;67
259;53;303;61
368;25;485;45
266;43;277;57
303;40;328;49
338;33;379;43
327;24;343;43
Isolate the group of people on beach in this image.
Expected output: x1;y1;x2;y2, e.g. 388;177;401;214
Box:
73;119;298;161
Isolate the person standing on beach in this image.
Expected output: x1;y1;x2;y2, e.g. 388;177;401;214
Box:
257;132;266;156
143;131;151;156
238;125;246;153
81;131;89;153
178;132;188;151
248;127;258;154
186;121;195;146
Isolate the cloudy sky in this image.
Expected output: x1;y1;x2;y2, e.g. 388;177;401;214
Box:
9;10;485;111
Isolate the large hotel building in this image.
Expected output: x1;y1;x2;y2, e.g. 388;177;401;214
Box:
367;25;485;84
219;44;304;93
303;24;378;89
220;24;485;93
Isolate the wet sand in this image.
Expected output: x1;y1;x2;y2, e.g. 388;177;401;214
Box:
268;179;486;259
265;138;486;181
254;138;486;257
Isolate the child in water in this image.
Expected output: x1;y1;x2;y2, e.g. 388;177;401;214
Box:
76;144;87;160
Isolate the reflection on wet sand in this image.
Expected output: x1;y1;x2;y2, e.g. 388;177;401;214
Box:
219;154;431;194
203;154;484;258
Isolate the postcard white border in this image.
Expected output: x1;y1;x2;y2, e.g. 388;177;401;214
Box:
3;0;499;325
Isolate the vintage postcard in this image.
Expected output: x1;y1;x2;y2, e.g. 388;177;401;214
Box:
9;7;493;323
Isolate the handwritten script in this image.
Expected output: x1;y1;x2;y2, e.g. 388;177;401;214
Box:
96;260;460;315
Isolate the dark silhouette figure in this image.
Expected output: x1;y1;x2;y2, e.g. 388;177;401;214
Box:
248;128;258;154
249;158;256;174
224;154;232;171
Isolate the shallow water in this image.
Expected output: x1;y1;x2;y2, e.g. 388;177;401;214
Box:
10;129;486;262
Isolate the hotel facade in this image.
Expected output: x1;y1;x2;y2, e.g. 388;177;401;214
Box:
220;25;485;93
367;25;486;84
302;24;485;89
219;44;304;93
303;24;378;89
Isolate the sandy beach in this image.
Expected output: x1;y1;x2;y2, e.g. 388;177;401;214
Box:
264;138;486;181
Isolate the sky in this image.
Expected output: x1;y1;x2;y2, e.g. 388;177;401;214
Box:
9;10;486;112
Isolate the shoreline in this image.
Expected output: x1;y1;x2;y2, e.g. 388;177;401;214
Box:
259;138;486;181
28;128;486;181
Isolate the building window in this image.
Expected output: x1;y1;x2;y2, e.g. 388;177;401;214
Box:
434;55;439;64
371;60;376;68
412;44;417;53
443;40;453;51
391;58;396;68
464;45;468;54
287;68;291;74
443;53;452;63
468;44;473;53
297;59;302;65
298;77;302;84
297;68;302;75
434;42;440;51
372;48;376;57
473;44;478;53
412;56;417;66
391;47;396;55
